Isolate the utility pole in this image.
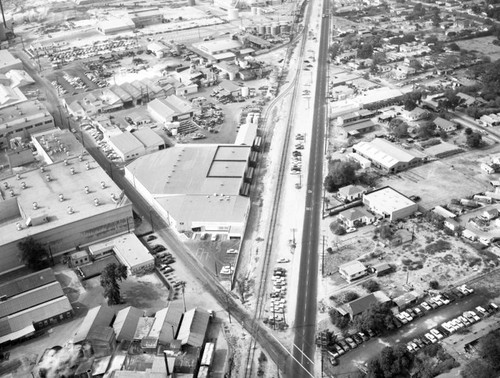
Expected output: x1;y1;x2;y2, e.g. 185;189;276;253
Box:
322;235;325;277
181;282;187;312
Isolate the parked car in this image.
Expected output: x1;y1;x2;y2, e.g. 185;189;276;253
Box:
151;245;167;253
424;333;437;344
430;329;443;340
420;302;432;311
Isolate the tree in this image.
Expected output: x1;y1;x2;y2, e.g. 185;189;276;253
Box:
429;280;439;289
100;263;128;305
461;360;496;378
362;280;380;293
466;132;482;148
328;43;341;59
378;224;394;240
448;42;461;52
357;44;374;59
367;345;413;378
324;160;359;192
354;302;397;334
393;123;409;138
478;330;500;369
417;123;436;140
18;237;50;270
328;308;350;329
464;127;473;135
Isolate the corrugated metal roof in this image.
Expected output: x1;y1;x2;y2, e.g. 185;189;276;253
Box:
73;305;115;343
113;306;143;341
177;308;210;347
159;303;184;344
0;282;63;318
0;268;55;298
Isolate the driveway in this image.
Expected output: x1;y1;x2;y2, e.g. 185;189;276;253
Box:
326;294;488;376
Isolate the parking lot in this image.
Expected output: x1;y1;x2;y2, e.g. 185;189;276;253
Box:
326;289;497;377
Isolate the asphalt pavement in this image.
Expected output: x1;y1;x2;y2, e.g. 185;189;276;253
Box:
327;294;489;377
289;2;331;377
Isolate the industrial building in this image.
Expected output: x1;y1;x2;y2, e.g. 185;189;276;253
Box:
352;138;423;173
0;156;133;276
125;144;254;238
176;308;210;347
96;18;136;35
0;268;73;345
0;50;23;74
128;8;163;27
108;129;166;162
88;233;155;276
362;187;418;221
147;95;196;124
192;39;243;61
0;99;53;149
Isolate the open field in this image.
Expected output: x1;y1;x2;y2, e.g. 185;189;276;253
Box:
455;36;500;61
379;146;500;209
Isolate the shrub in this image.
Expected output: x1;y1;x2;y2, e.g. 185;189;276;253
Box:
429;280;439;290
362;279;380;293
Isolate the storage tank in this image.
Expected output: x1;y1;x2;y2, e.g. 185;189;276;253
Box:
258;25;266;35
271;23;280;35
228;8;239;20
265;25;272;35
241;86;250;97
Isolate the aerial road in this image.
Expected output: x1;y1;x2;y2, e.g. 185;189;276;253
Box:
289;0;330;377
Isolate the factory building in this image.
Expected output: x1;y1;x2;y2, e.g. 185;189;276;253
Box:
0;156;133;276
125;144;254;238
362;187;418;221
0;100;54;150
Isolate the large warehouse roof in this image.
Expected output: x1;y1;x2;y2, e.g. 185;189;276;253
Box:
0;155;126;247
353;138;419;169
176;308;210;347
126;144;251;196
0;268;55;298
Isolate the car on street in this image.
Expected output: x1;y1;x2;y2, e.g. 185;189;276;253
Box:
346;227;357;233
278;258;290;263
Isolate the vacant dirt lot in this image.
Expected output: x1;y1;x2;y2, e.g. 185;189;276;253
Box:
456;36;500;60
379;145;500;209
317;216;499;319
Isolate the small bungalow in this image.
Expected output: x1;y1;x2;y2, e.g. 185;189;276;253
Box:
337;185;367;202
338;207;376;228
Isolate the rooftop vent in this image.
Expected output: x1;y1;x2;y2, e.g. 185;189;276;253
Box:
21;182;26;189
9;189;14;197
3;182;8;189
100;181;106;189
67;206;74;214
84;186;90;194
16;174;21;180
45;174;51;182
16;222;22;231
63;159;68;166
78;155;83;162
70;167;75;175
33;202;38;210
40;166;45;173
86;162;91;170
59;194;64;202
110;193;118;203
94;198;100;207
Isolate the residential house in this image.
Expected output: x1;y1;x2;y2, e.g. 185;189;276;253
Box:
444;218;460;232
481;163;496;174
404;107;428;122
482;208;499;220
338;207;376;228
338;260;368;282
338;291;391;319
337;185;367;202
393;290;423;311
434;117;457;132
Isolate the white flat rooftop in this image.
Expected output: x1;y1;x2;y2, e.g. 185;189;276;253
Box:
0;156;126;246
126;144;250;196
363;187;415;213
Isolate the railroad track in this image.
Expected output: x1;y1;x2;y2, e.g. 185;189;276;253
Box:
242;8;314;378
